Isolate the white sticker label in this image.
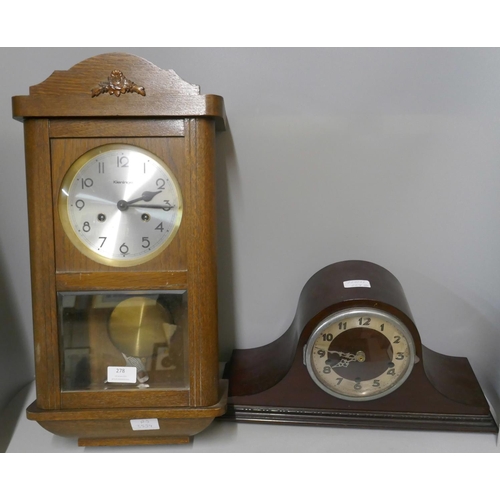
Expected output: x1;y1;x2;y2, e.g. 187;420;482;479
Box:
130;418;160;431
107;366;137;383
343;280;371;288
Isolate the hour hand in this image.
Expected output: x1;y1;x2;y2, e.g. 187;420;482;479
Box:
129;190;162;204
117;190;162;211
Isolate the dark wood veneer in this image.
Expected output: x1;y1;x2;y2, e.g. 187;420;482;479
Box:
222;261;498;433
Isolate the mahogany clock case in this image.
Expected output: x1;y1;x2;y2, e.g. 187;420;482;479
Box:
222;260;498;434
12;53;228;446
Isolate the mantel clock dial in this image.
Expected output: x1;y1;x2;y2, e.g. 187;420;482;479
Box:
13;53;227;447
305;307;415;401
222;260;497;433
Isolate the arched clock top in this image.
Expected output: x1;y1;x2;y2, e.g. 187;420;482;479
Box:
12;52;226;130
28;53;201;96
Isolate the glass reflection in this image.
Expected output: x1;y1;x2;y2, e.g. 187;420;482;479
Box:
59;291;188;391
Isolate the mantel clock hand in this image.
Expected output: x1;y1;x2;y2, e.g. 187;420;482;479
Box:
327;350;366;368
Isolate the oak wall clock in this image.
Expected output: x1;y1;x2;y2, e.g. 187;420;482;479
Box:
12;53;227;446
223;260;497;433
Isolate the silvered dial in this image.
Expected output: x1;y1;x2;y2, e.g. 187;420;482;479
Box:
304;308;415;401
59;144;182;267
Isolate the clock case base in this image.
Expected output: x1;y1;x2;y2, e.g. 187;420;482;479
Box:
221;261;498;434
222;407;497;434
26;381;227;447
222;355;498;433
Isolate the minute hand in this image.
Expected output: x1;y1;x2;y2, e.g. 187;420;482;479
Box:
128;203;175;210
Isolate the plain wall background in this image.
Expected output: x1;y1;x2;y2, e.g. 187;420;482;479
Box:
1;48;500;448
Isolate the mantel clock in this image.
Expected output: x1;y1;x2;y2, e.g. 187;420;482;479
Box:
13;53;227;446
223;260;497;433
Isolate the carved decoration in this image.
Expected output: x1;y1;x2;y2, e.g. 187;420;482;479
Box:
91;69;146;97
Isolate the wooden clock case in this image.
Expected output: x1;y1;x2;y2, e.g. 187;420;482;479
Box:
222;260;498;433
12;53;227;446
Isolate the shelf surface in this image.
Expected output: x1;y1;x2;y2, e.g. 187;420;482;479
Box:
2;381;499;453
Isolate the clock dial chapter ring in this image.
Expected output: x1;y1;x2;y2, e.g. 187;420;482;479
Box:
58;144;183;268
304;308;416;401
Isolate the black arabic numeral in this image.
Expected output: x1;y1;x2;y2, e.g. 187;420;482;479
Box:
142;237;151;249
156;178;166;190
120;243;129;255
117;156;129;168
75;200;85;211
163;200;174;211
82;222;91;232
358;317;371;326
81;178;93;189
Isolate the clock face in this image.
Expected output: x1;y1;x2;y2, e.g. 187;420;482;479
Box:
59;144;182;267
304;307;415;401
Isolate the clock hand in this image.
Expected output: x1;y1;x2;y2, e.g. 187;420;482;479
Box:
127;201;175;212
327;350;366;368
126;202;175;211
117;190;162;211
127;190;162;204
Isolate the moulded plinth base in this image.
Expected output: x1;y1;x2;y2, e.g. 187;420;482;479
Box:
27;381;227;447
221;404;498;433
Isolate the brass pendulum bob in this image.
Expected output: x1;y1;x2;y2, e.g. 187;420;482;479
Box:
108;296;177;384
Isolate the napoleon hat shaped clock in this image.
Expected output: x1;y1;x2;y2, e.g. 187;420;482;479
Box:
223;260;497;433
